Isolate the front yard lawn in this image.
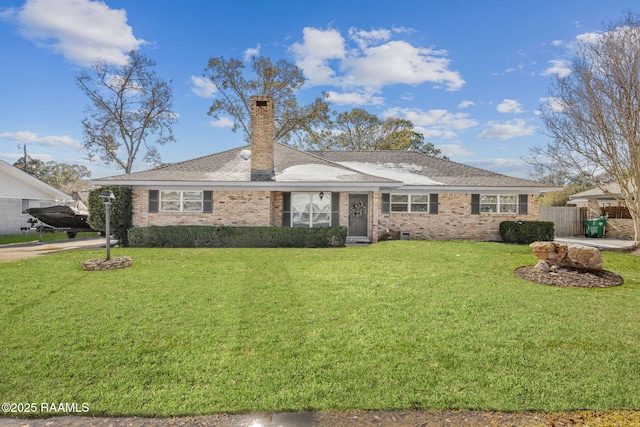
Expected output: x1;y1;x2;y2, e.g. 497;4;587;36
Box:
1;241;639;416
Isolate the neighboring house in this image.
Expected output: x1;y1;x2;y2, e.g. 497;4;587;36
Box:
567;183;622;207
92;96;557;243
0;159;70;235
568;183;636;239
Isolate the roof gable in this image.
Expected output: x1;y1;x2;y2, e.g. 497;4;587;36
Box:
0;160;70;200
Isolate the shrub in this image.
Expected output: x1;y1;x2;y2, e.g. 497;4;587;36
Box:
128;226;347;248
87;186;133;247
499;221;554;244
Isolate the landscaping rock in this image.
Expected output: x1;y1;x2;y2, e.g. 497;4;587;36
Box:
529;241;602;271
82;256;133;271
565;243;603;270
534;260;551;272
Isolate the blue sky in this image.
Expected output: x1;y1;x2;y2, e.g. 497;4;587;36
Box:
0;0;637;180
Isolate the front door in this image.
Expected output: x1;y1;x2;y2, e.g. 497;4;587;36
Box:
348;194;368;238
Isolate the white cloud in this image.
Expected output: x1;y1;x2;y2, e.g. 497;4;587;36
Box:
466;158;530;177
342;40;465;90
496;99;523;114
3;0;144;66
244;44;261;62
325;90;384;105
458;100;474;109
348;27;391;49
190;76;217;98
438;144;473;157
542;59;571;77
207;117;234;128
575;31;602;45
290;27;346;86
0;131;82;149
291;26;465;91
540;96;565;113
385;107;478;141
551;40;564;47
476;119;536;140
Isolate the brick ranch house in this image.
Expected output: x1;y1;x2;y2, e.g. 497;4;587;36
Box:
93;96;557;243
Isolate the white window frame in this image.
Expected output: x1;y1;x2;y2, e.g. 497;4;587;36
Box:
291;192;331;228
480;194;518;214
390;193;429;213
159;190;204;212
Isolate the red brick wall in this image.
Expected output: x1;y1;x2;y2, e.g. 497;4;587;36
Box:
250;96;274;174
376;193;541;241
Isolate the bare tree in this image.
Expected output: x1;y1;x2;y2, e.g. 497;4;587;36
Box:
535;12;640;242
204;56;331;146
76;51;176;173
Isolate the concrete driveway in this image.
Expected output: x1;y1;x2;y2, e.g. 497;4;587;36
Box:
0;237;115;263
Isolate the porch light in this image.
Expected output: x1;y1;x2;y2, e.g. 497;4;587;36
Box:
319;191;325;200
100;190;116;260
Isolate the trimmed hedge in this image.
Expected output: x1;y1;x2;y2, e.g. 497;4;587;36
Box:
128;225;348;248
499;221;555;244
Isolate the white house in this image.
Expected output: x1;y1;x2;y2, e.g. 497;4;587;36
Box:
0;160;70;235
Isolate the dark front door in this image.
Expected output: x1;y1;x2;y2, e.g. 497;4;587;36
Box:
348;194;368;237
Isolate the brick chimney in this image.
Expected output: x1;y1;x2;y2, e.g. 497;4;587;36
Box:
250;96;275;181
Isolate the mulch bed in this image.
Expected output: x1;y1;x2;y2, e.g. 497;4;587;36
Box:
515;265;624;288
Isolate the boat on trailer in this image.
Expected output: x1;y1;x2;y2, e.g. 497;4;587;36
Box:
26;199;96;238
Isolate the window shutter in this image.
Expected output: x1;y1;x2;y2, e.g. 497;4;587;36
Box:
203;191;213;213
429;194;439;214
519;194;528;215
381;193;390;213
282;192;291;227
331;192;340;226
471;194;480;215
149;190;159;213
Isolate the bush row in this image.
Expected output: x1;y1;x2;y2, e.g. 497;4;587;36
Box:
128;225;348;248
499;221;555;244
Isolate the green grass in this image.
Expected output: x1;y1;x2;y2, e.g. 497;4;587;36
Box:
1;241;639;416
0;231;100;245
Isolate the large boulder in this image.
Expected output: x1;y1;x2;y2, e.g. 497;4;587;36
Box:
529;241;602;271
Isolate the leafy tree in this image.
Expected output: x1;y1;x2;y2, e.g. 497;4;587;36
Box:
13;158;91;191
76;50;176;173
13;156;44;177
315;108;448;158
532;13;640;242
204;56;447;158
204;56;331;146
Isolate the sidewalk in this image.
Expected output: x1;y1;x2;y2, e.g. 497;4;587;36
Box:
554;236;636;249
0;237;116;263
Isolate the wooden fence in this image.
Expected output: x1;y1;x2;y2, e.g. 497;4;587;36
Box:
539;206;587;237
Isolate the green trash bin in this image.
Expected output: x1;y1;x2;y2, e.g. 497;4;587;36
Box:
584;217;606;238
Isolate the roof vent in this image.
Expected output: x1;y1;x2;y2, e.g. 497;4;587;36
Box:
239;149;251;160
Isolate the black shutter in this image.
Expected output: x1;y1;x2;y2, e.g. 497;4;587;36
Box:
203;191;213;213
471;194;480;215
282;192;291;227
429;194;439;214
519;194;528;215
149;190;159;213
381;193;390;213
331;192;340;226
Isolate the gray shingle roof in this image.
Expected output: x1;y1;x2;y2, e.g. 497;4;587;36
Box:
94;143;397;184
310;150;551;188
94;144;554;190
